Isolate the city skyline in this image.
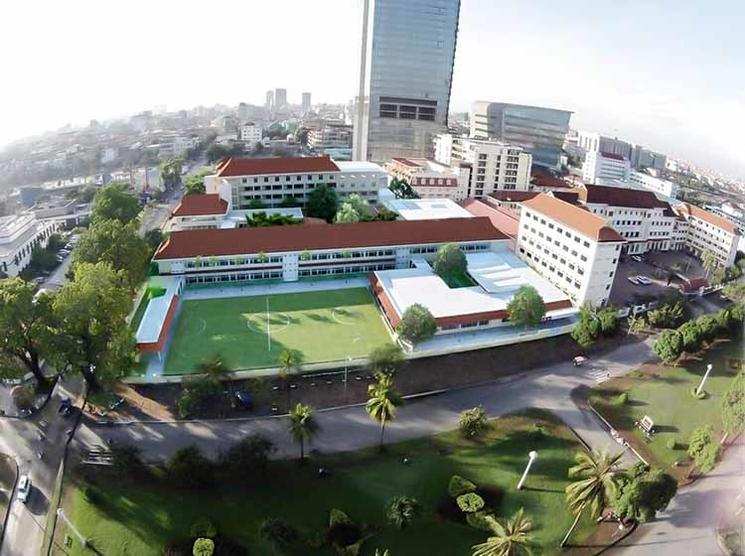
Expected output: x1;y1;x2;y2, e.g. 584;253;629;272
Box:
0;0;742;178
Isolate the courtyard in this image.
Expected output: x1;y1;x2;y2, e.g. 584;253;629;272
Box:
164;287;391;375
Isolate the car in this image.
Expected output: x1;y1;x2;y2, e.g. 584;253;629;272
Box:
16;475;31;503
631;255;643;263
233;391;254;410
59;249;71;255
31;277;45;285
636;276;652;285
627;276;640;285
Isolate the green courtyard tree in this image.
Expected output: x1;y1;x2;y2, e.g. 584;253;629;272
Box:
688;425;718;474
701;249;719;277
721;373;745;441
678;320;703;353
369;343;405;376
366;372;402;450
507;285;546;327
571;304;601;348
160;158;183;189
184;168;212;195
0;278;55;388
653;329;684;363
472;508;533;556
396;303;437;344
722;282;745;304
51;262;136;390
459;406;489;439
192;537;215;556
612;464;677;523
91;182;141;224
306;184;338;222
335;202;361;223
597;306;619;336
696;314;720;342
287;403;319;462
433;243;467;278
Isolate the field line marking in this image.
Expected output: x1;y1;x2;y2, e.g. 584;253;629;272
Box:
266;296;271;352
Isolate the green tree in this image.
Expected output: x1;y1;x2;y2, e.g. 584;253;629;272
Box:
168;445;213;488
561;449;622;546
219;434;274;477
366;373;402;450
192;538;215;556
597;306;619;336
688;425;718;474
197;356;229;385
389;178;418;199
278;349;302;408
396;303;437;344
678;320;703;353
287;403;319;462
51;262;135;390
335;202;362;223
701;249;719;277
472;508;533;556
184;168;212;195
369;343;405;376
72;219;149;290
612;464;677;524
507;286;546;327
571;304;601;347
628;315;646;335
0;278;55;388
433;243;467;278
721;373;745;439
144;228;165;252
386;496;420;529
91;183;140;224
722;282;745;304
653;329;684;363
258;518;299;553
306;184;338;222
279;196;301;208
459;406;489;439
160;158;183;189
696;314;720;341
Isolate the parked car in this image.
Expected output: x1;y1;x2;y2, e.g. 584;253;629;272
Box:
16;475;31;503
627;276;640;285
636;275;652;285
233;391;254;410
631;255;643;263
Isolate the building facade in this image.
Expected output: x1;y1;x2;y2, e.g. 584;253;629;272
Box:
626;170;679;199
676;202;740;267
301;92;312;113
385;158;466;200
265;90;274;111
575;131;632;159
308;123;354;151
274;88;287;110
582;151;631;185
352;0;461;162
469;102;572;170
240;122;263;147
0;214;60;277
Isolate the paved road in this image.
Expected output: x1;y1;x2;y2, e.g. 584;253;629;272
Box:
0;378;82;556
77;339;654;464
609;436;744;556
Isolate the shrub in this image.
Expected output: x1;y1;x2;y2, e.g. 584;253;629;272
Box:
176;378;221;419
653;329;684;363
192;538;215;556
678;321;703;353
326;509;363;549
258;518;298;550
84;485;102;505
386;496;420;529
448;475;477;498
465;510;494;531
110;444;148;479
456;493;485;513
666;438;677;450
219;434;274;477
688;425;719;474
459;406;489;439
614;392;629;406
528;423;545;442
190;517;217;539
689;387;707;400
168;445;214;488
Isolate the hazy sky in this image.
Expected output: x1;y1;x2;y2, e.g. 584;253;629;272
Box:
1;0;743;178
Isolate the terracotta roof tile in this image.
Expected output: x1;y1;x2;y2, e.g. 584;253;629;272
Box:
216;156;340;177
579;184;673;211
522;194;625;243
677;203;739;235
172;194;228;217
154;217;507;260
462;199;519;238
487;191;540;202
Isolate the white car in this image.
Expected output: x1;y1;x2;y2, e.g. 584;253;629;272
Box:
631;255;643;263
627;276;640;285
636;276;652;285
16;475;31;503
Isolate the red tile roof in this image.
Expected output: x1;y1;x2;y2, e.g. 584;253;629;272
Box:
530;172;572;189
172;194;228;217
215;156;340;177
154;217;508;260
551;191;580;204
522;194;625;243
678;203;739;235
488;191;539;203
462;199;519;238
579;184;674;212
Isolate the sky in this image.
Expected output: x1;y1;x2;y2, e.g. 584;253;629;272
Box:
1;0;743;178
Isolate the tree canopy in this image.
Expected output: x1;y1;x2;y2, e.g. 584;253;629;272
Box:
653;329;684;363
306;184;338;222
433;243;467;279
184;168;212;195
91;183;141;224
396;304;437;344
612;464;677;523
507;285;546;327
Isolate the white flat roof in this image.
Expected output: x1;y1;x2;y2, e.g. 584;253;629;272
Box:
136;276;183;345
384;198;473;221
374;249;572;320
335;161;385;173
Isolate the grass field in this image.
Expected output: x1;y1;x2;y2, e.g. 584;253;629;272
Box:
164;287;391;375
59;411;593;556
590;339;743;478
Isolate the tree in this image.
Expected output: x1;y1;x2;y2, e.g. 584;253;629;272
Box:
597;306;619;336
220;434;274;476
701;249;719;277
91;183;140;224
472;508;533;556
278;349;302;408
46;233;66;252
72;219;150;290
306;184;338;222
184;168;212;195
696;314;720;341
389;178;418;199
721;373;745;441
197;356;229;385
386;496;420;529
0;278;55;388
561;449;622;546
258;518;299;553
110;444;148;479
678;320;703;353
507;286;546;328
51;262;135;390
335;202;361;223
279;196;301;208
287;403;319;462
144;228;165;252
366;373;402;450
571;304;601;348
192;538;215;556
433;243;467;278
688;425;718;474
396;304;437;344
653;329;684;363
628;315;646;335
722;282;745;304
459;406;489;439
168;445;213;488
160;158;183;189
613;464;677;524
369;343;405;376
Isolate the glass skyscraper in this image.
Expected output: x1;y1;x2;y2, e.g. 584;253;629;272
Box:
353;0;461;162
470;101;573;170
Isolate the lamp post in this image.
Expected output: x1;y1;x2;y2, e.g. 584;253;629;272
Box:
344;356;352;404
57;508;87;547
517;450;538;490
696;364;713;396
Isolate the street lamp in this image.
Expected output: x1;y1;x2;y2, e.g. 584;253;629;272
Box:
344;356;352;404
517;450;538;490
695;364;713;396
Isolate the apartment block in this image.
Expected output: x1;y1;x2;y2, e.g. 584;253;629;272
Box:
240;122;263;147
676;202;741;267
308;123;353;151
575;130;632;159
626;170;679;199
385;158;466;200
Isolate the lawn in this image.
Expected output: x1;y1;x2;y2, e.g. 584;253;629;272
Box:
164;287;391;374
590;339;743;478
59;411;593;556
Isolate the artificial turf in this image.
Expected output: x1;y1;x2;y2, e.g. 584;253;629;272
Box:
60;411;593;556
164;287;391;374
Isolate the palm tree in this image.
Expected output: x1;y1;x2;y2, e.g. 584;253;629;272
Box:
365;373;402;451
197;356;227;385
561;449;623;547
472;508;533;556
277;349;301;408
701;249;719;278
287;403;319;462
386;496;420;529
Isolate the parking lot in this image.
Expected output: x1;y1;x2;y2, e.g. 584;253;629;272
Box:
609;250;706;307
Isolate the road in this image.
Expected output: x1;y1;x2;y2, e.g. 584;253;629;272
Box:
0;377;82;556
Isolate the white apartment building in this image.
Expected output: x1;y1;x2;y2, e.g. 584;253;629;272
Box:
434;134;532;196
626;170;679;199
240;123;263;147
385;158;466;200
577;184;681;255
676;202;740;267
516;193;625;307
205;156;386;210
308;123;353;151
582;151;631;185
575;131;632;159
0;213;60;277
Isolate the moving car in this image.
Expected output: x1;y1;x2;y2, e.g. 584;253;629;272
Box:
16;475;31;503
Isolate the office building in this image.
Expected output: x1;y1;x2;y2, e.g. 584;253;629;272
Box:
630;145;667;171
352;0;461;162
575;131;632;159
626;170;679;199
274;88;287;110
307;123;354;151
582;151;631;185
240;122;263;147
301;92;312;113
470;102;572;170
265;90;274;111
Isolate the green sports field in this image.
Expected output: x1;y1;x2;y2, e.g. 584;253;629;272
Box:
164;288;391;374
